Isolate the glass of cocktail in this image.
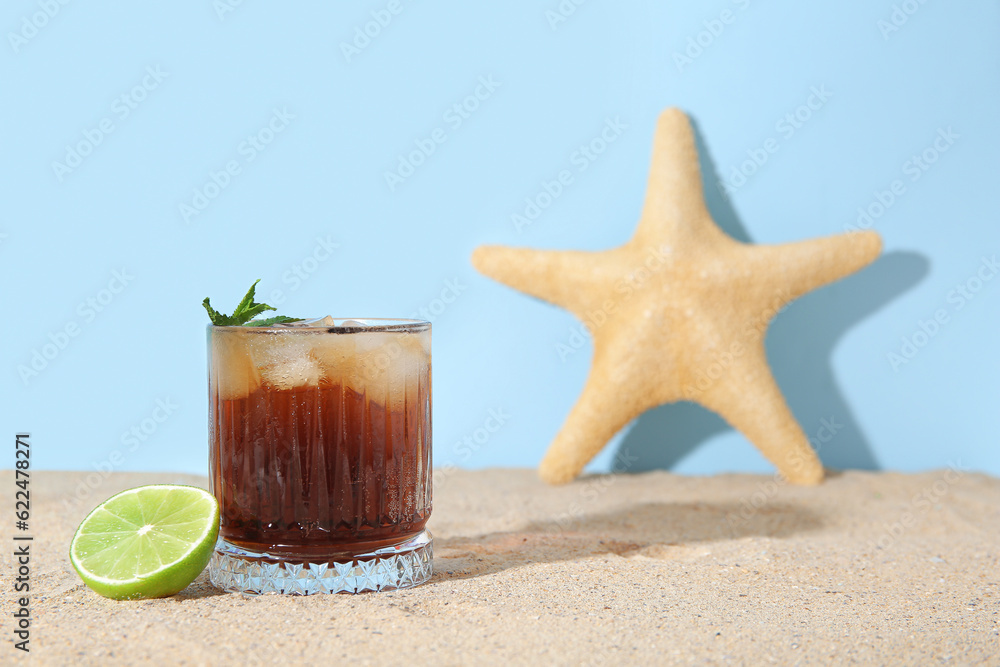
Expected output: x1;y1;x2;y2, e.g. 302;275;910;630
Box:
206;318;432;594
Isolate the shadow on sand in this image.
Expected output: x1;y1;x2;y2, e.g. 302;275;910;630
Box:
434;498;823;581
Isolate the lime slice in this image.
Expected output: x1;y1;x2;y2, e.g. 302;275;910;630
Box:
69;485;220;600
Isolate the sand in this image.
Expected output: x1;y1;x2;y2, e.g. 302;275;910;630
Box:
3;467;998;665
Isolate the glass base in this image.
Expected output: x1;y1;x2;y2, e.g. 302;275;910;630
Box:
208;530;433;595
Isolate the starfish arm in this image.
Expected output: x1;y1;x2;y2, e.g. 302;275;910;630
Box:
538;342;656;484
538;380;642;485
694;345;824;485
633;108;716;247
471;245;604;312
751;230;882;303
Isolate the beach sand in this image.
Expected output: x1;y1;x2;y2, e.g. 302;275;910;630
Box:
3;467;998;665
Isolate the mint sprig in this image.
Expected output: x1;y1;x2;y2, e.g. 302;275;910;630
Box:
203;280;302;326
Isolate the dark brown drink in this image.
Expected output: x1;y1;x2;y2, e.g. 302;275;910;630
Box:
207;319;432;595
212;382;431;556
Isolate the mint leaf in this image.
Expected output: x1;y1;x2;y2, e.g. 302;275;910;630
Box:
202;297;232;326
238;302;276;322
203;280;300;326
234;279;263;317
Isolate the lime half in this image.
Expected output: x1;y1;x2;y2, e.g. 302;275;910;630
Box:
70;485;220;600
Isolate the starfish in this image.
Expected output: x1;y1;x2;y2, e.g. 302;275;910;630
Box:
472;108;882;485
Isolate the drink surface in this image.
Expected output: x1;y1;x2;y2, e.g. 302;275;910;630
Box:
208;322;431;557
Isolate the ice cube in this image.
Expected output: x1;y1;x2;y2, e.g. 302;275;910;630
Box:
211;331;260;400
311;333;356;384
312;327;430;399
363;332;430;402
390;332;430;393
348;332;397;398
249;333;323;390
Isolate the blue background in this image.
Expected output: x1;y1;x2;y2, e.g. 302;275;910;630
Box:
3;1;997;478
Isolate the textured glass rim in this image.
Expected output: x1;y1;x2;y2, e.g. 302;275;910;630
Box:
208;318;430;334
